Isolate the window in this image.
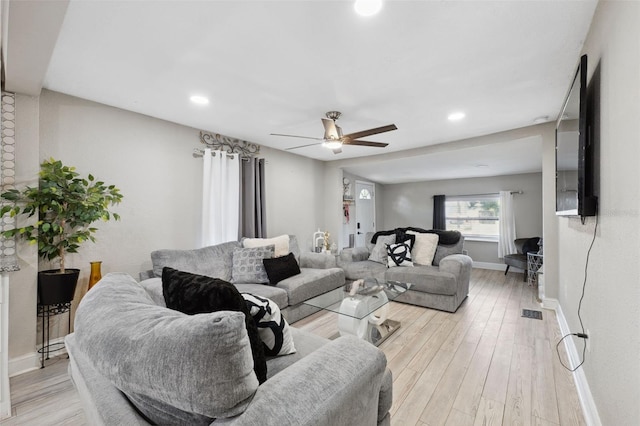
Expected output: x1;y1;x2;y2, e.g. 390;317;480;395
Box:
445;194;500;240
359;188;372;200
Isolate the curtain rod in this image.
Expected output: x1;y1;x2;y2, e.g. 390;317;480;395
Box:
192;148;251;161
433;191;523;198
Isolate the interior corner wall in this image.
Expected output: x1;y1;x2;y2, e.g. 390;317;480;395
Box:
381;172;542;265
8;89;326;367
557;1;640;424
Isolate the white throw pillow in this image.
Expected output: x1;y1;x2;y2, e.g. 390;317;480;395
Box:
387;241;413;267
241;293;296;356
407;231;439;265
243;234;290;258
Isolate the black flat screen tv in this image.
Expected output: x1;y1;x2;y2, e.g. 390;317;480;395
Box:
555;54;597;218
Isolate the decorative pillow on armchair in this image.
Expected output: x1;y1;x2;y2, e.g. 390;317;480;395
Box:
162;267;267;384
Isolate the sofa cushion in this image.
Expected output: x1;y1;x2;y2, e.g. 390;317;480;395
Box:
162;267;267;384
277;268;345;306
150;240;241;280
231;245;274;284
408;231;439;265
386;265;457;295
265;328;329;379
368;234;395;264
262;252;301;285
74;272;259;425
233;283;289;308
243;234;290;257
241;293;296;357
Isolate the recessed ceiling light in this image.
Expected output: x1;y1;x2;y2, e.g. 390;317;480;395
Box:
190;95;209;105
475;164;489;168
533;115;549;124
354;0;382;17
448;112;466;121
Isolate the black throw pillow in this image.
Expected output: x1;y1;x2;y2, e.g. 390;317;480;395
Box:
161;267;267;384
262;253;301;285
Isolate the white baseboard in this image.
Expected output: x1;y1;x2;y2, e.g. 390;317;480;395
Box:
473;261;507;271
552;303;602;426
9;353;39;377
9;337;67;377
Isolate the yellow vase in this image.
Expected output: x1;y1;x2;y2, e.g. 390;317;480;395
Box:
87;261;102;290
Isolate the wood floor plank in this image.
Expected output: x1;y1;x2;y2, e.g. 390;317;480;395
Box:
532;338;560;424
473;397;505;426
503;343;533;426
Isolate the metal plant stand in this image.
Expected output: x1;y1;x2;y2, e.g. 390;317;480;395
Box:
527;253;544;287
37;301;72;368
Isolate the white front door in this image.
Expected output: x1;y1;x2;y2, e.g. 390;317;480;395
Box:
355;181;375;247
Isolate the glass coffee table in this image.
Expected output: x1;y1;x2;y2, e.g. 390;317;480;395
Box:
303;280;411;346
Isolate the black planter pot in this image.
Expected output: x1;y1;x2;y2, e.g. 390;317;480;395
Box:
37;269;80;306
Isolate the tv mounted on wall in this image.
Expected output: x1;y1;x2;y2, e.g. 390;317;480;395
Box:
555;54;597;218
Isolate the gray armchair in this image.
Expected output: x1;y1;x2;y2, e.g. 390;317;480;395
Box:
503;237;541;281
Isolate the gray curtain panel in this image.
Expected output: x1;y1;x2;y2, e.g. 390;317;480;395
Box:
432;194;446;230
241;158;266;238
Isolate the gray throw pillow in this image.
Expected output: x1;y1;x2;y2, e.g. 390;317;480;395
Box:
231;245;274;284
368;234;396;264
74;273;258;425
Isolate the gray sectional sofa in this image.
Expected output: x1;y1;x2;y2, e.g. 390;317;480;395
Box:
339;230;473;313
66;272;392;425
139;235;345;323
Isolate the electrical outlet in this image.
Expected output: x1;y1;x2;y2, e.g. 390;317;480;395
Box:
586;329;591;352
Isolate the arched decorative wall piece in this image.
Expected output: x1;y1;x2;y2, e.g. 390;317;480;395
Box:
197;130;260;158
0;92;19;272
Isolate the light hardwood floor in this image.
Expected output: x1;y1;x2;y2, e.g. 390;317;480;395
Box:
1;269;586;426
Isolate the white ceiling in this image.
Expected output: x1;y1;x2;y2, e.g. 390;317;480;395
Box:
3;0;598;184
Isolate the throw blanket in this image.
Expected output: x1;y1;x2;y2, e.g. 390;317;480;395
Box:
371;227;461;246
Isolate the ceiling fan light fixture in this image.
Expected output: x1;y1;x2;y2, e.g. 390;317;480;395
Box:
354;0;382;17
322;140;343;150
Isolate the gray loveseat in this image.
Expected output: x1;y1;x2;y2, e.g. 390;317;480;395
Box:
339;230;472;313
140;235;345;323
66;273;392;425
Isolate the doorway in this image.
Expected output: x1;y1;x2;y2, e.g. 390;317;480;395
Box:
354;181;375;247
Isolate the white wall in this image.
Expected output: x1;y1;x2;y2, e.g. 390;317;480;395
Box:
8;89;326;367
381;173;542;265
549;2;640;424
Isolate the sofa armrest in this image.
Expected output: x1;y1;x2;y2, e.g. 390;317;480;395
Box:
339;247;370;263
138;270;155;281
439;254;473;277
217;336;388;426
299;252;337;269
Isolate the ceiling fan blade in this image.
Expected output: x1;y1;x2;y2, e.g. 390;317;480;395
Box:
321;118;340;140
285;142;323;150
271;133;324;141
343;140;389;148
342;124;397;141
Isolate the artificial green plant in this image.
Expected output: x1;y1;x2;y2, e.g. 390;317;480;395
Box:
0;158;123;272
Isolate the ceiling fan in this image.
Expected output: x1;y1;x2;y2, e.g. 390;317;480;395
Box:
271;111;397;154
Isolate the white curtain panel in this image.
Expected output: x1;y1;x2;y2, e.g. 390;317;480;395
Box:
498;190;517;258
202;148;240;246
